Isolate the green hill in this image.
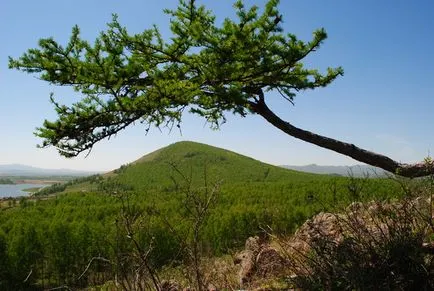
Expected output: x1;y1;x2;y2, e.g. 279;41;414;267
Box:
108;141;324;192
0;141;406;289
95;141;401;249
44;141;400;221
18;141;404;259
40;141;401;219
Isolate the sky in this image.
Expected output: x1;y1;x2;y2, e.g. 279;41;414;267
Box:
1;0;434;172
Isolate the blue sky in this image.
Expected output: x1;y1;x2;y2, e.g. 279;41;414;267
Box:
1;0;434;171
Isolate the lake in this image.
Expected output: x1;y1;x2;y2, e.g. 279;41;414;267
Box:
0;184;49;198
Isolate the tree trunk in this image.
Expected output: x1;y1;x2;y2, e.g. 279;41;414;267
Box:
250;100;432;178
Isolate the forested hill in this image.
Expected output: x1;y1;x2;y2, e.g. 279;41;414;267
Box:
107;141;325;191
33;141;334;195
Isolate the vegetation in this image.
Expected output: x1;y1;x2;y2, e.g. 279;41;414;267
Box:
0;141;413;289
0;178;14;184
286;196;434;290
35;174;102;196
4;0;433;288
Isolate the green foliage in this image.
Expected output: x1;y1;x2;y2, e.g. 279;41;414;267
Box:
0;176;405;289
9;0;342;157
0;231;12;290
0;193;118;289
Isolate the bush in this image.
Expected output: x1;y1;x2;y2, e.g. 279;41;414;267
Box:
287;196;434;290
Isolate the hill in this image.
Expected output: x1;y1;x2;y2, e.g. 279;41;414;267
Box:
108;141;325;191
36;141;403;254
53;141;398;205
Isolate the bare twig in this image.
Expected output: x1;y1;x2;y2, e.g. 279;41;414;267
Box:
77;256;112;281
23;269;32;282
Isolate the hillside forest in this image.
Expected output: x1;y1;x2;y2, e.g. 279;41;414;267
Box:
1;141;432;290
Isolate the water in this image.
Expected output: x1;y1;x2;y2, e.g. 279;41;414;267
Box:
0;184;49;198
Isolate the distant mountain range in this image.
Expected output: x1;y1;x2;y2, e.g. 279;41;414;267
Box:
0;164;101;177
280;164;387;177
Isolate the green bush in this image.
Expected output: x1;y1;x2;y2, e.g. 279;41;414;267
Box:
289;196;434;290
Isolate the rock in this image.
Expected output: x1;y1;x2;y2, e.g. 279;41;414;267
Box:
256;247;287;277
285;195;434;277
294;212;343;244
234;236;289;285
234;248;256;285
234;236;261;285
160;279;180;291
245;236;261;253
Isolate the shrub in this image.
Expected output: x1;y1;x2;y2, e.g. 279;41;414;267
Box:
287;196;434;290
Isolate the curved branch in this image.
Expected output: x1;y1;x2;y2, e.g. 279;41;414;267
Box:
249;99;432;178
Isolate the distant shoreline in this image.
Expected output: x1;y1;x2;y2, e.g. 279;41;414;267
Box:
14;180;60;185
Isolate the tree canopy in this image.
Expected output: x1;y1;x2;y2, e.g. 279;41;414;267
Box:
9;0;431;177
